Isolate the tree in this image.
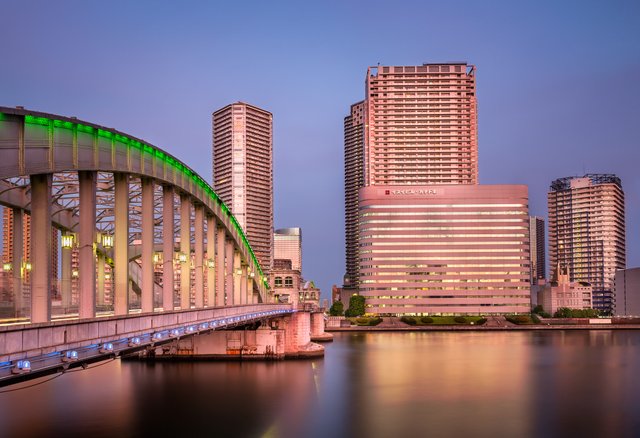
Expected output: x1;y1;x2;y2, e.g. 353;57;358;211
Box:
554;307;572;318
533;305;544;315
329;300;344;316
344;294;365;317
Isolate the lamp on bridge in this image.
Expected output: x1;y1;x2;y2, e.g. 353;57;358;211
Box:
24;261;32;272
102;234;114;249
206;258;215;269
3;262;11;271
249;271;255;278
178;252;188;263
61;234;74;249
153;252;162;264
234;268;242;276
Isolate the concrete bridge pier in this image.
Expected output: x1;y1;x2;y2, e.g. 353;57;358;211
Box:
310;311;333;342
280;311;324;358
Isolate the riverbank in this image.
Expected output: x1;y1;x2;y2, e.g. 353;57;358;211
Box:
326;316;640;331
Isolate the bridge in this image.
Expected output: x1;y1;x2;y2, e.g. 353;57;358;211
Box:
0;106;315;386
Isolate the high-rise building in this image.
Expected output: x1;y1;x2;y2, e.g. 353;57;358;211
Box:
344;62;531;315
363;63;478;186
529;216;545;285
212;102;273;272
359;185;530;315
274;228;302;272
343;101;365;289
548;174;626;313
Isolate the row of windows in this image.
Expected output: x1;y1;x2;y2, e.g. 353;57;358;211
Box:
361;211;525;217
362;219;526;224
361;204;525;209
360;234;526;239
361;295;530;300
274;277;293;287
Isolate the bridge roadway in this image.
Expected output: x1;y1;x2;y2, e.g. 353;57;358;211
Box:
0;304;294;386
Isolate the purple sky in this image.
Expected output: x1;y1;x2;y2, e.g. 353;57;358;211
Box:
1;0;639;299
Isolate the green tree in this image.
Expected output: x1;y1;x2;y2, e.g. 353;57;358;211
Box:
329;300;344;316
533;305;544;314
345;294;365;317
554;307;573;318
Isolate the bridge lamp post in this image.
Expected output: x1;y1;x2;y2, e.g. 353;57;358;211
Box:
61;234;74;249
3;262;11;271
102;234;114;249
206;258;215;269
177;252;188;264
153;252;163;264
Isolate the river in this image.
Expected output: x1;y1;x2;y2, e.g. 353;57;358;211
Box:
1;330;639;438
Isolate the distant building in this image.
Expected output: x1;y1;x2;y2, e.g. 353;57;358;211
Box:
300;280;320;307
274;228;302;271
615;268;640;316
529;216;545;285
270;259;301;305
538;265;593;315
548;174;626;314
358;184;531;315
212;102;273;273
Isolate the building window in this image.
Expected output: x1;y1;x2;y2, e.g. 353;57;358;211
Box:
275;277;282;287
285;277;293;287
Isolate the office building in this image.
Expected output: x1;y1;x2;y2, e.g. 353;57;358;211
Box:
548;174;625;313
529;216;545;285
614;268;640;316
212;102;273;272
359;184;531;315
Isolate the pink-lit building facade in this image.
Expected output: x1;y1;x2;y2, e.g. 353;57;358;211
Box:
358;184;531;315
212;102;273;273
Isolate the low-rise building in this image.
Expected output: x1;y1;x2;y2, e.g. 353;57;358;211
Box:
538;265;593;315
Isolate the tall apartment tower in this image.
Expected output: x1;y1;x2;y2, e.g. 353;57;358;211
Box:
548;174;626;313
212;102;273;272
363;63;478;185
343;101;365;289
529;216;545;285
274;228;302;272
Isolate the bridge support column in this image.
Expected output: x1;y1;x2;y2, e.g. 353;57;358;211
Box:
247;277;255;304
225;239;234;305
240;266;248;305
206;216;215;307
61;241;72;311
114;173;129;316
11;208;23;316
96;253;105;307
162;186;174;311
233;251;241;305
78;171;97;319
180;194;191;309
216;227;226;306
194;205;204;308
141;177;154;313
30;174;52;323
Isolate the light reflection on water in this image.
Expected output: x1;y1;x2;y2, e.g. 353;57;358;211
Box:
1;331;639;438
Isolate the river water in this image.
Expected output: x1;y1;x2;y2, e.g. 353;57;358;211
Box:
1;330;639;438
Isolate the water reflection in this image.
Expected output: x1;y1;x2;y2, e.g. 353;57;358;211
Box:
1;331;639;438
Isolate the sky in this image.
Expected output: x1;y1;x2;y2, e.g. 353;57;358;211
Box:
1;0;639;300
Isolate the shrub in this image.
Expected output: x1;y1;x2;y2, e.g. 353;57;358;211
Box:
400;316;417;325
532;305;544;315
530;313;541;324
369;317;382;326
453;316;467;324
420;316;434;324
554;307;572;318
539;312;551;318
329;301;344;316
476;318;487;325
356;317;369;325
506;315;531;324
